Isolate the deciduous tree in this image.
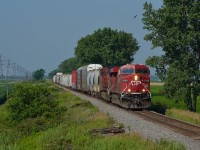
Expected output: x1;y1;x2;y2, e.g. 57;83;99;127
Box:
32;69;45;80
75;27;139;67
145;55;168;81
143;0;200;111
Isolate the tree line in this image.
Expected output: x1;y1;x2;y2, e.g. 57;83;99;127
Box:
48;27;139;77
48;0;200;112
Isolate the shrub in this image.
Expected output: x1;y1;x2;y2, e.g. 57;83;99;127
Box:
7;82;58;121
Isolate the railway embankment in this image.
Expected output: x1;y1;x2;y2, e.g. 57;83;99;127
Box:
69;88;200;150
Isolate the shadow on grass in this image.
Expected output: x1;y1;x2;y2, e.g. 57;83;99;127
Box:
150;103;168;114
0;94;7;105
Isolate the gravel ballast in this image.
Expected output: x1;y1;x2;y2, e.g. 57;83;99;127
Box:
69;90;200;150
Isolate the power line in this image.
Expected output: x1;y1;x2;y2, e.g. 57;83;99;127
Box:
0;54;32;80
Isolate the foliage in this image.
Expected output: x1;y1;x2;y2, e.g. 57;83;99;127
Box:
143;1;200;111
7;82;59;121
0;83;185;149
58;57;80;73
75;27;139;67
146;55;168;81
0;82;14;105
150;85;188;114
32;69;45;80
88;135;185;150
48;69;58;79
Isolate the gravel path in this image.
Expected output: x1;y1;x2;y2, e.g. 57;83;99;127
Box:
69;90;200;150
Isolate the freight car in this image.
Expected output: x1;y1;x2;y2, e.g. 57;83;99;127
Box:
53;63;151;109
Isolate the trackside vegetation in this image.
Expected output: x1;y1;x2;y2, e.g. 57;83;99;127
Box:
0;80;14;105
143;1;200;112
151;85;200;126
0;82;185;149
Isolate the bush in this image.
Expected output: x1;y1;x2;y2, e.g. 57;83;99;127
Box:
7;82;58;121
0;93;7;105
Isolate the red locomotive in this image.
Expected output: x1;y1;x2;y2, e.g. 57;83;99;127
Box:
100;64;151;109
54;63;151;109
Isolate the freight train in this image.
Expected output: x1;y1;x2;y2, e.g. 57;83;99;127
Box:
53;64;151;109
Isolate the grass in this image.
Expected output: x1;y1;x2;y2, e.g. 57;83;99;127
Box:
151;86;187;108
151;83;200;126
0;82;185;150
166;108;200;126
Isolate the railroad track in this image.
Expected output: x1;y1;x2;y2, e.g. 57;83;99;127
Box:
59;85;200;141
132;110;200;141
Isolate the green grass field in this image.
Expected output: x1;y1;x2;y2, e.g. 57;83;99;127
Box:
0;82;185;150
151;84;200;126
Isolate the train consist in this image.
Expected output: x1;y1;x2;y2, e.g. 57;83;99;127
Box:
53;64;151;109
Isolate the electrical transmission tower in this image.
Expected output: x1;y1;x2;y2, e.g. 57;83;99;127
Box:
6;59;12;79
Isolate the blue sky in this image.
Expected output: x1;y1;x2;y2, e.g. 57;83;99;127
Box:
0;0;163;74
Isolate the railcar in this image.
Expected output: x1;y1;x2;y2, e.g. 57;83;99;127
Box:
77;64;102;92
66;74;72;87
54;72;63;84
71;70;77;90
99;64;151;109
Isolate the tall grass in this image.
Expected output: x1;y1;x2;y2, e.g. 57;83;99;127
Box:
151;85;187;110
0;82;185;149
151;84;200;126
166;108;200;126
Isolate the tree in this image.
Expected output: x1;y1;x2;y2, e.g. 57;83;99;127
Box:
48;69;58;79
143;1;200;111
32;69;45;80
145;55;168;81
58;57;80;73
75;27;139;67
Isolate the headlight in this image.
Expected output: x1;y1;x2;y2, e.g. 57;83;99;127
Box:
142;89;145;92
134;75;138;81
128;89;131;93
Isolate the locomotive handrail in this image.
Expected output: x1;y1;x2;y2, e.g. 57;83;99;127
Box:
141;83;151;98
120;80;151;98
120;81;133;97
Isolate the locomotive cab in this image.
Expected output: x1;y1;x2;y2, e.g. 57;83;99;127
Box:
118;64;151;109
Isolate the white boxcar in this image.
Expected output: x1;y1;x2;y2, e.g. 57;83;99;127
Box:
66;74;72;87
60;74;68;86
53;75;56;83
55;72;63;84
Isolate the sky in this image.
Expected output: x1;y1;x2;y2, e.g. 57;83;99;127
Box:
0;0;163;75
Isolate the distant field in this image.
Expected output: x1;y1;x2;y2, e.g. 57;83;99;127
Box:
150;82;164;86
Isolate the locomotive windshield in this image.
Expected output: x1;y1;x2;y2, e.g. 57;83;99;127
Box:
136;68;149;74
121;68;134;74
